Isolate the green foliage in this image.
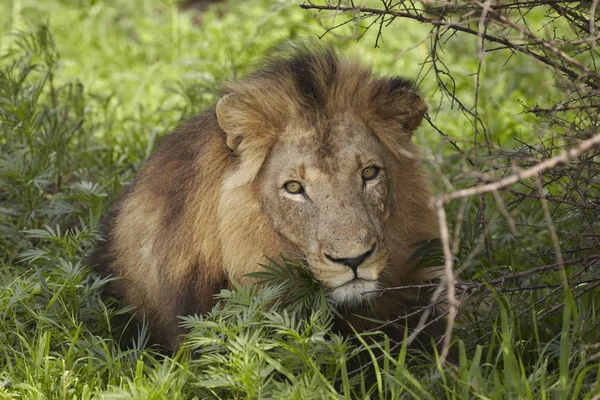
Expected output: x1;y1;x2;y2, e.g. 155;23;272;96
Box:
0;0;598;398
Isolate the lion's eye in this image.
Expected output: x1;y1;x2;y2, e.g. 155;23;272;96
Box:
284;181;304;194
362;166;380;181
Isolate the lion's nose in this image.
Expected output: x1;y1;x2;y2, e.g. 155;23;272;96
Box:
325;244;376;274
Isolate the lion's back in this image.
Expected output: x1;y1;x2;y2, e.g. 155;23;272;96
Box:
92;108;230;347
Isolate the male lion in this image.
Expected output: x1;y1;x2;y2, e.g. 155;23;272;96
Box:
94;45;442;349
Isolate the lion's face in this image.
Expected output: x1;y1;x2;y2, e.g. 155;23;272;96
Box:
215;49;437;306
258;115;392;304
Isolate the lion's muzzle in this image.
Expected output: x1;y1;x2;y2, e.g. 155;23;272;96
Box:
324;243;376;275
313;240;384;305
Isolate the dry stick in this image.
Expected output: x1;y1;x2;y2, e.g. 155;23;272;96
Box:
365;297;449;332
528;103;600;113
475;0;493;266
488;255;599;283
440;134;600;203
423;114;475;167
551;2;593;36
452;198;469;255
590;0;599;45
430;0;600;80
481;3;600;82
502;188;600;211
402;265;451;350
435;201;459;364
459;258;600;335
363;255;600;293
496;278;600;292
423;0;582;10
537;176;564;267
492;190;518;234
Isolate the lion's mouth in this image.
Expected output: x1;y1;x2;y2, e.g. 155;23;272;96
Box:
328;278;379;305
333;276;377;289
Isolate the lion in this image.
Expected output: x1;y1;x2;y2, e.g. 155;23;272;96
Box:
93;45;442;349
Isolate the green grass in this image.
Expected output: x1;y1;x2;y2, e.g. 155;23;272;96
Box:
0;0;599;398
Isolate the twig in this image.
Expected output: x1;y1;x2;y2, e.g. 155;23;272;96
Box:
434;200;459;364
503;188;600;210
438;134;600;204
363;255;600;293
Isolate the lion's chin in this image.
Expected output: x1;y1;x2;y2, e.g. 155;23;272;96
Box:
329;279;379;306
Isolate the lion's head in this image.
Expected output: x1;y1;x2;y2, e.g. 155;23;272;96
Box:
215;46;438;305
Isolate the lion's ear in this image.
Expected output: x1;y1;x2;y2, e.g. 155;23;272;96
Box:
372;77;428;134
216;93;246;152
215;92;275;187
402;93;427;132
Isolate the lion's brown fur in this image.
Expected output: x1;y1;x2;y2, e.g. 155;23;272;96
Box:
93;45;441;348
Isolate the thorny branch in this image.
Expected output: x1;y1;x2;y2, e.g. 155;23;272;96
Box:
439;134;600;203
301;2;600;88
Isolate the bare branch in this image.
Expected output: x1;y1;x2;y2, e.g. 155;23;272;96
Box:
439;134;600;204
